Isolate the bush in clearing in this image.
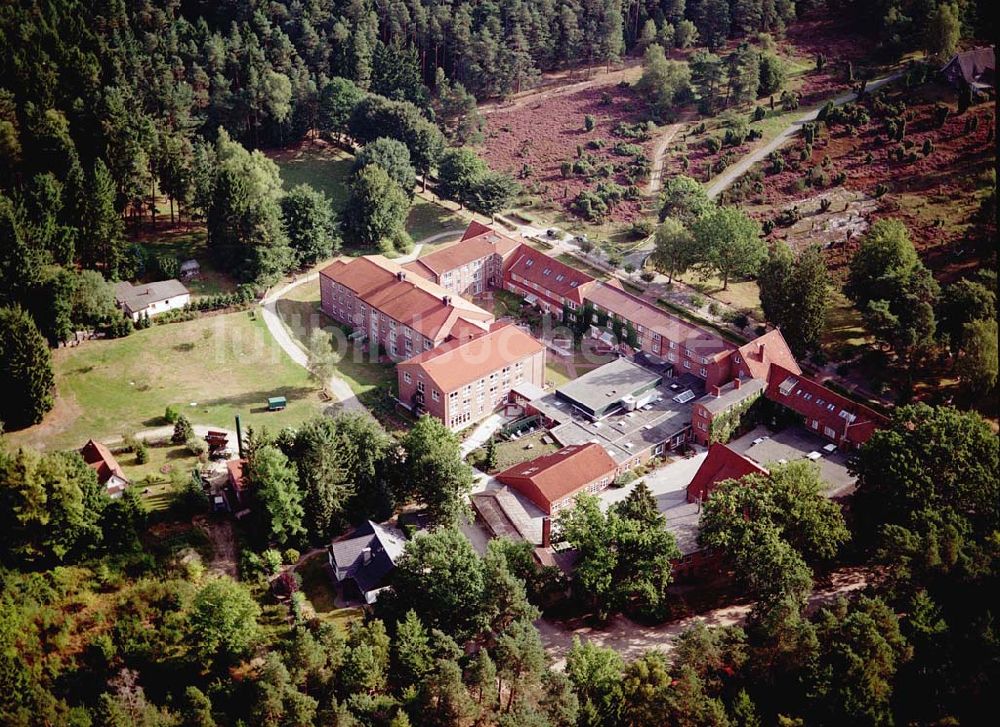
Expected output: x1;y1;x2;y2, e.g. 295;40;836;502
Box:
584;114;596;131
640;270;656;282
689;293;705;308
703;136;721;153
612;141;644;157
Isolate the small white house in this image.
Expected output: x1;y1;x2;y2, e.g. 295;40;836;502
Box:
114;279;191;321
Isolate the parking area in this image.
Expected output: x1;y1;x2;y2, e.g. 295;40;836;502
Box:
728;425;856;496
597;448;708;555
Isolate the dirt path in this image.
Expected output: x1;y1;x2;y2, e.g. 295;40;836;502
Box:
538;566;871;668
480;60;643;115
705;72;903;199
193;515;239;578
647;119;691;195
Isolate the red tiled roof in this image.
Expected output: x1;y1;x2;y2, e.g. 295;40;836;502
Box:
401;258;436;281
505;245;596;306
687;443;767;503
497;443;617;512
765;364;887;446
80;439;128;486
398;322;544;392
737;329;801;380
319;255;493;341
414;222;521;276
585;282;734;360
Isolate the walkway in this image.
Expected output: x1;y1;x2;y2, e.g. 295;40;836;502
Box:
705;72;903;199
261;274;365;413
538;566;871;668
647;120;689;195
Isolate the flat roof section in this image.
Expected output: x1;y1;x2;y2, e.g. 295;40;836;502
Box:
728;425;857;496
556;358;663;419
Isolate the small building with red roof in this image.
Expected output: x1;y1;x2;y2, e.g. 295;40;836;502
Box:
495;442;618;515
686;443;769;503
503;245;597;314
80;439;130;498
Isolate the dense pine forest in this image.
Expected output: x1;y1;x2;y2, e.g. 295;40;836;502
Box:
2;1;998;726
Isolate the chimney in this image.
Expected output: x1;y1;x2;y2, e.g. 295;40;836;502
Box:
362;546;372;564
235;415;245;459
734;378;742;389
758;342;766;358
442;295;452;306
541;517;552;548
397;271;406;282
711;385;722;397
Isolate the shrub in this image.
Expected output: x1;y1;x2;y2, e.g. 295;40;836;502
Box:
612;141;644;157
262;549;284;576
640;270;656;282
104;315;134;338
164;405;180;424
560;161;573;177
708;301;721;316
820;197;832;212
769;152;785;174
600;91;613;105
135;440;149;464
752;106;766;121
832;171;847;186
875;183;889;197
689;293;705;308
584;114;596;131
185;437;206;457
800;144;812;161
922;138;934;155
630;219;656;238
172;415;194;444
703;136;721;154
283;548;300;565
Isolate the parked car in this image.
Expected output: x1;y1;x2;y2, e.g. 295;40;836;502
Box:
546;228;559;238
574;234;588;243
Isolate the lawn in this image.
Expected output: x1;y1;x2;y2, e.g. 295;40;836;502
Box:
8;310;324;452
545;361;572;388
273;145;465;245
821;289;869;359
675;271;763;318
468;430;559;472
132;227;236;297
297;551;365;630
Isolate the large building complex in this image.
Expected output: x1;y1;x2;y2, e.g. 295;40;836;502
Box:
320;221;885;447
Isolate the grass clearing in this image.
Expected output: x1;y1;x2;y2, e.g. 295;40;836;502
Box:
274;280;396;400
822;289;869;358
675;272;763;317
545;361;572;388
468;430;559;472
297;552;365;630
273;145;465;245
9;311;324;452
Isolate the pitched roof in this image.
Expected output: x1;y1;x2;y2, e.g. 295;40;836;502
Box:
497;443;617;508
414;222;521;276
696;376;767;414
506;246;596;306
585;282;734;359
80;439;128;486
319;255;493;341
398;322;544;392
941;47;995;87
114;279;189;311
765;364;887;446
687;443;768;503
329;521;406;596
737;329;801;380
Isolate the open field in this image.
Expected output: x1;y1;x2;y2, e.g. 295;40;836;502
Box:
271;142;465;245
8;311;324;452
479;72;655;224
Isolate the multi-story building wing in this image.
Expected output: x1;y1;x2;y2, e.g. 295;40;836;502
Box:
396;322;546;430
319;255;494;360
403;221;522;296
502;245;596;315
